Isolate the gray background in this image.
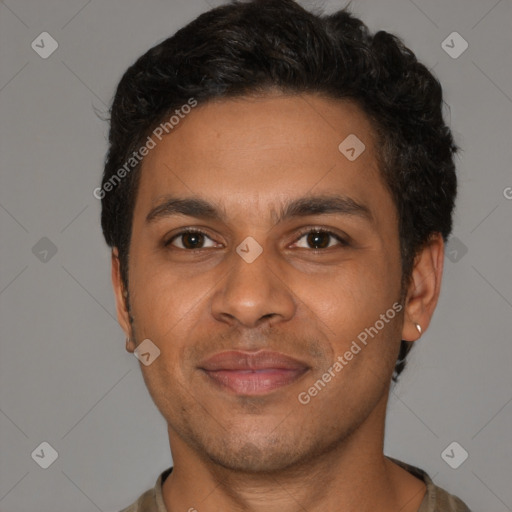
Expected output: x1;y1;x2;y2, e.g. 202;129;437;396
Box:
0;0;511;511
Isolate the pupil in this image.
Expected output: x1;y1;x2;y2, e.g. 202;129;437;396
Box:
184;233;202;249
308;232;328;249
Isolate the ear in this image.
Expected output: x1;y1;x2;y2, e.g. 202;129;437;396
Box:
401;233;445;342
111;248;136;353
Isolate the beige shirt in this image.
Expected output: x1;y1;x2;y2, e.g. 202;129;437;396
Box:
118;457;472;512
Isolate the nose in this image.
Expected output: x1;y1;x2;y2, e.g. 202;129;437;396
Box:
210;242;297;329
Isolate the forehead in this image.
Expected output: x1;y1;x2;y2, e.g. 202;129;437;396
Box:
133;93;392;224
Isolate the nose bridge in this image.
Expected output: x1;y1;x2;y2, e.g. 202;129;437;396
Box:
210;238;296;327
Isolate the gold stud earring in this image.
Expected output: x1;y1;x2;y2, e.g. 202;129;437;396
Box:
415;323;422;336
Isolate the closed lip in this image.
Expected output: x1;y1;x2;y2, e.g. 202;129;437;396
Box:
198;350;310;372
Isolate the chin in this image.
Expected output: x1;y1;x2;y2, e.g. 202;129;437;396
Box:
195;429;326;475
209;443;302;474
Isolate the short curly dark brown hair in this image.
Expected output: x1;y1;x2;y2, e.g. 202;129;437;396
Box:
99;0;458;381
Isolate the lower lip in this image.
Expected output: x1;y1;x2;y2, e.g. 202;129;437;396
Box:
201;368;308;395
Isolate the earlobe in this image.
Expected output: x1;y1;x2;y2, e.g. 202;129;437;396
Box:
125;337;135;353
401;234;445;342
111;248;135;351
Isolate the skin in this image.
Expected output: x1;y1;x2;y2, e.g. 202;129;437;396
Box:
111;92;445;512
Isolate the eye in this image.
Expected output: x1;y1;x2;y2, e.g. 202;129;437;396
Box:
165;229;218;250
165;227;349;252
292;228;348;250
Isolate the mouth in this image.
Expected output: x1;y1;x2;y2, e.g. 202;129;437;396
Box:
198;350;310;396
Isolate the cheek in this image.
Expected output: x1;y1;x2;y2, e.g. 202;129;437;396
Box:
310;258;403;390
128;243;401;339
319;255;401;326
128;248;193;318
127;256;213;377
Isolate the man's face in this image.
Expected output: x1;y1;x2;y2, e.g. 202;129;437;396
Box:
118;93;405;471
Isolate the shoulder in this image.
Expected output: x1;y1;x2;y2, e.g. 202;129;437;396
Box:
387;456;472;512
117;488;157;512
116;467;173;512
427;483;472;512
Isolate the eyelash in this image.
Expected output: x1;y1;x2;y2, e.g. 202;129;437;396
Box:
164;227;349;252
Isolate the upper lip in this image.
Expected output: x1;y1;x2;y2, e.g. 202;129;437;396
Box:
199;350;310;371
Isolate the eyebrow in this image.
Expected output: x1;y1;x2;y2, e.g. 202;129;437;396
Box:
146;194;373;225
